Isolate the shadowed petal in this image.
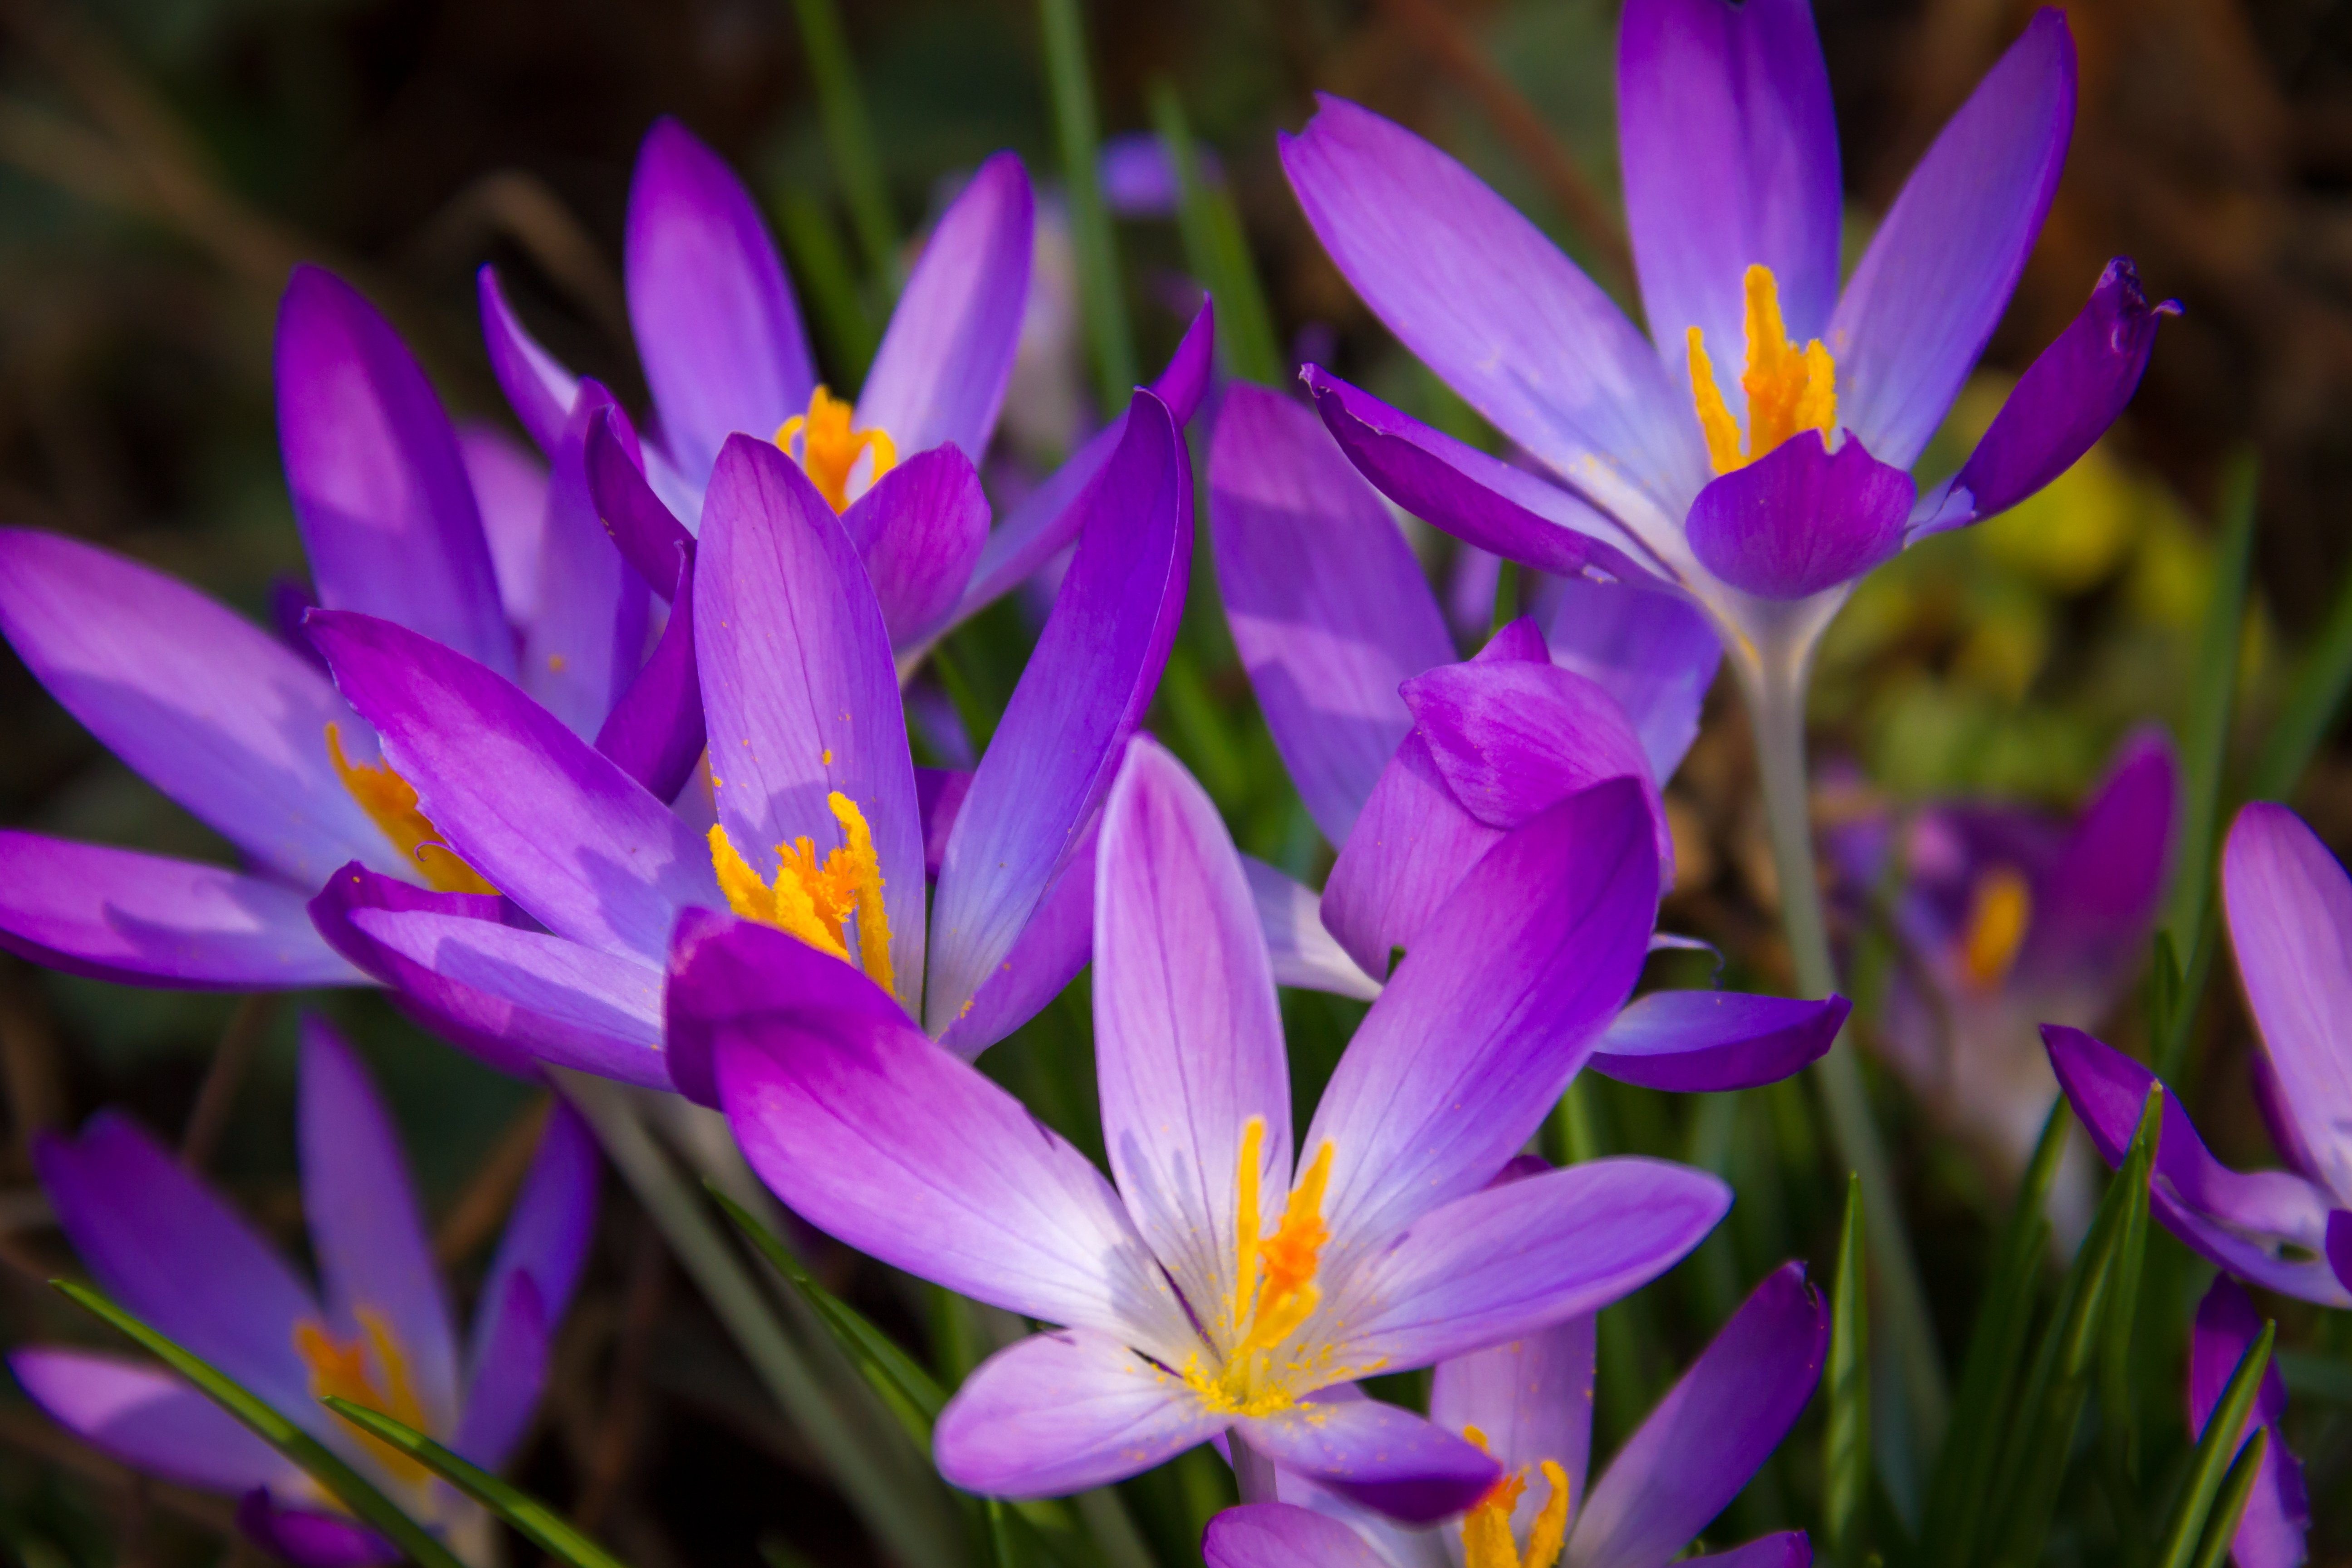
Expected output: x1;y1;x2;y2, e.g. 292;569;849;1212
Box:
1242;1398;1501;1526
1683;1536;1813;1568
1432;1315;1599;1524
583;404;695;596
1242;855;1382;1001
594;547;706;803
2019;726;2178;994
524;383;652;739
457;422;549;630
10;1349;297;1495
450;1273;547;1470
237;1489;396;1568
474;1099;598;1359
934;815;1098;1059
933;1328;1226;1499
1319;730;1504;981
476;265;580;457
1205;1504;1392;1568
1533;574;1721;782
840;443;992;647
2188;1278;2308;1568
1685;431;1913;601
1589;992;1847;1092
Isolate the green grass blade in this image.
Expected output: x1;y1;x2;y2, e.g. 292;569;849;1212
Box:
2249;527;2352;801
2097;1089;2159;1560
1146;81;1281;384
1039;0;1135;409
323;1399;632;1568
2186;1426;2269;1568
774;186;879;380
788;0;897;280
2152;1319;2277;1568
2158;450;2259;1079
1824;1173;1870;1566
51;1280;465;1568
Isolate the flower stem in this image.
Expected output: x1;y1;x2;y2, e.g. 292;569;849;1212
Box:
1741;650;1951;1461
1228;1429;1280;1505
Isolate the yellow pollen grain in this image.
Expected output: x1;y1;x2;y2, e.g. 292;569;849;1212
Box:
706;793;892;991
1960;864;2034;991
1685;264;1838;475
326;724;497;895
294;1307;431;1486
776;386;897;512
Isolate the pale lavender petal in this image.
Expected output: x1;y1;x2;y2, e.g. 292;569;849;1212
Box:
1319;730;1504;980
1431;1315;1598;1515
933;815;1097;1058
2044;1026;2350;1305
2223;804;2352;1205
1568;1262;1828;1568
308;610;715;961
688;916;1196;1352
932;1328;1225;1499
299;1018;461;1432
1094;738;1291;1332
237;1489;397;1568
1242;854;1382;1001
450;1273;547;1470
1279;98;1700;515
457;421;549;629
1619;0;1840;414
2188;1278;2309;1568
524;383;652;739
1683;1534;1813;1568
858;152;1033;460
1913;258;2178;537
839;442;991;647
693;435;925;1009
1827;12;2076;467
1326;1157;1730;1372
0;528;393;884
1685;431;1914;601
0;833;365;989
927;392;1190;1034
1532;575;1721;782
626;117;814;486
10;1349;296;1495
1242;1397;1501;1525
1205;1504;1392;1568
477;264;580;457
275;266;513;676
1210;383;1451;844
594;547;706;804
1589;992;1847;1092
583;404;695;596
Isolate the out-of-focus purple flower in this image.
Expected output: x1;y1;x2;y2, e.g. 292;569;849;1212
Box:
1208;385;1844;1093
1831;731;2176;1225
304;392;1191;1089
2048;801;2352;1305
1277;0;2173;684
1100;131;1222;217
668;735;1730;1519
1203;1258;1825;1568
10;1018;596;1567
2186;1278;2309;1568
0;267;627;1009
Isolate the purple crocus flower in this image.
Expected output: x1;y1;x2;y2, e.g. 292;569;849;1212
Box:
302;392;1190;1088
0;266;626;997
10;1017;596;1567
1275;0;2172;686
1830;731;2176;1225
1201;1257;1826;1568
2186;1278;2309;1568
2047;802;2352;1305
665;735;1732;1520
1209;385;1844;1091
483;118;1212;660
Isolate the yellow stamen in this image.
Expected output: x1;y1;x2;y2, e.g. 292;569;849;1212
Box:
326;725;497;895
1192;1119;1342;1416
1460;1430;1572;1568
1960;864;2033;990
776;386;897;512
1686;264;1838;475
706;792;892;990
294;1307;431;1486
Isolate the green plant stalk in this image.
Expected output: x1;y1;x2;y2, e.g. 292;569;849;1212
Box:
789;0;898;280
1742;647;1950;1457
52;1281;467;1568
2250;539;2352;800
324;1399;632;1568
2152;1320;2277;1568
1147;81;1281;384
551;1073;960;1568
775;187;879;379
2186;1428;2269;1568
1824;1173;1870;1565
1039;0;1136;409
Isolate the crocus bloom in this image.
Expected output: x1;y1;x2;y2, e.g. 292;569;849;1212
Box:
483;117;1211;660
1210;385;1844;1091
669;735;1732;1519
0;265;628;995
304;391;1190;1088
2047;803;2352;1304
1202;1257;1826;1568
1830;730;2176;1222
11;1018;596;1566
1278;0;2172;685
2186;1279;2309;1568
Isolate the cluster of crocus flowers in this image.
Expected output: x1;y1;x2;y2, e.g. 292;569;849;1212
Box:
1276;0;2174;682
1202;1259;1828;1568
670;737;1735;1514
11;1019;596;1565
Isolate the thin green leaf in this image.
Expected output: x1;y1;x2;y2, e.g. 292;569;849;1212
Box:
2097;1088;2159;1561
788;0;898;281
1039;0;1135;409
323;1399;632;1568
2186;1426;2269;1568
1147;81;1280;384
1825;1173;1870;1566
2145;930;2183;1059
2158;449;2259;1079
987;1498;1022;1568
51;1280;465;1568
774;187;879;380
2152;1319;2277;1568
2249;516;2352;801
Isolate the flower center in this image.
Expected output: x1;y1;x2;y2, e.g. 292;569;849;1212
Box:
294;1306;431;1488
775;386;897;512
1183;1117;1346;1417
708;791;893;990
1959;863;2033;991
327;724;497;895
1460;1426;1571;1568
1686;265;1837;475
